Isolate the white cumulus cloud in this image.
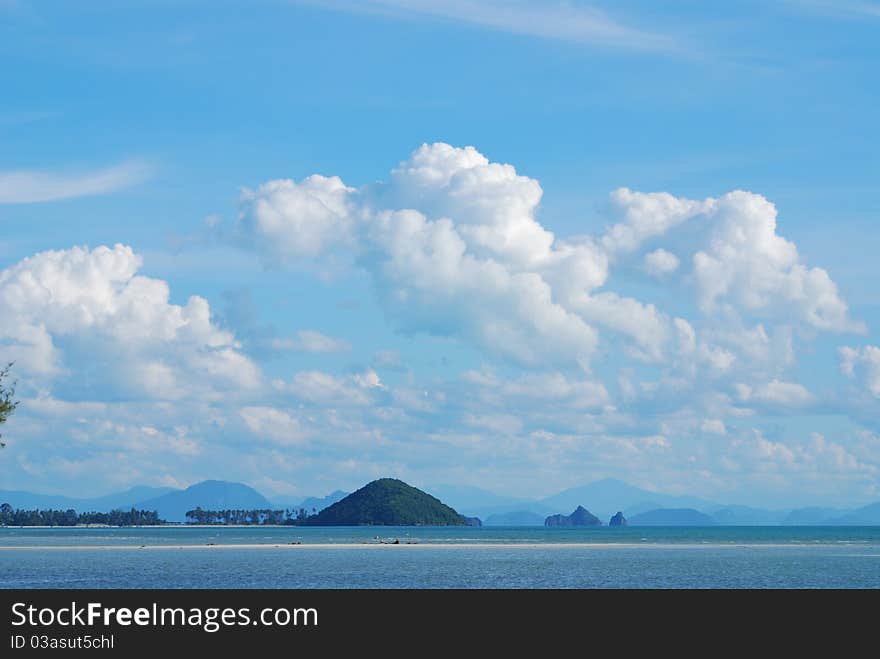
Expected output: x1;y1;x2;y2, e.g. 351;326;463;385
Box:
0;244;260;400
229;144;696;368
237;175;355;261
735;379;814;407
606;187;862;334
643;248;680;277
226;143;863;378
240;406;307;446
840;345;880;397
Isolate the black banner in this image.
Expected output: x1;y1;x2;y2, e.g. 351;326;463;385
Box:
0;589;876;653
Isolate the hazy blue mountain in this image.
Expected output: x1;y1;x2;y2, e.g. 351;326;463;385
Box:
538;478;718;519
424;484;529;517
459;501;557;520
280;490;349;514
86;486;178;511
134;480;273;522
0;486;175;512
710;505;788;526
483;510;546;526
628;508;716;526
436;478;718;521
0;490;85;510
850;502;880;524
787;502;880;526
781;507;844;525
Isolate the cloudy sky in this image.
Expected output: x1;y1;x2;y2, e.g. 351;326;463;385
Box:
1;1;878;507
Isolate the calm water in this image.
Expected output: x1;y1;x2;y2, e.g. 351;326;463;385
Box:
2;526;879;588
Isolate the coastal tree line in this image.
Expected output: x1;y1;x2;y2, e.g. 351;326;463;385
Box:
0;505;318;526
0;504;163;526
185;507;315;525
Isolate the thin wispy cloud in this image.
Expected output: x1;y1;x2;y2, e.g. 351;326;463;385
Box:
0;0;26;11
0;110;59;127
0;161;152;204
782;0;880;18
300;0;680;52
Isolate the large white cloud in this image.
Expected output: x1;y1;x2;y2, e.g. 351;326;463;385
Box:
606;187;863;333
363;208;599;366
694;193;860;332
0;244;260;400
232;144;682;367
230;143;862;375
237;175;355;261
385;143;554;267
602;187;710;255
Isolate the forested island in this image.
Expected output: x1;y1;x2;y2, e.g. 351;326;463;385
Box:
0;505;162;526
302;478;475;526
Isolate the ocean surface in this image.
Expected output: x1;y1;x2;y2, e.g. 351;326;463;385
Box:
2;526;879;588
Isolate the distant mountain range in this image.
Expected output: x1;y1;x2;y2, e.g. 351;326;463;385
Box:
3;477;880;526
437;478;723;523
627;508;716;526
483;510;546;526
778;502;880;526
537;478;716;521
132;481;273;523
0;481;344;523
292;491;349;514
425;484;533;514
0;486;176;514
435;477;880;526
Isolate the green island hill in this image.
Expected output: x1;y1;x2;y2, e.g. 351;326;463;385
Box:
303;478;476;526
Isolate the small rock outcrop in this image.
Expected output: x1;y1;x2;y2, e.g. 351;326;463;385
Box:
609;511;627;527
544;505;602;527
462;516;482;527
544;513;568;527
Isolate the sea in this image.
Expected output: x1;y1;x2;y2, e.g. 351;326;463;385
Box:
2;526;879;588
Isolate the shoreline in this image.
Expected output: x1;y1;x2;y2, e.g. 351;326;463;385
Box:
0;524;305;529
0;541;872;550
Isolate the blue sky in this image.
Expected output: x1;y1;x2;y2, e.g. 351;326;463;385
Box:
1;0;878;507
